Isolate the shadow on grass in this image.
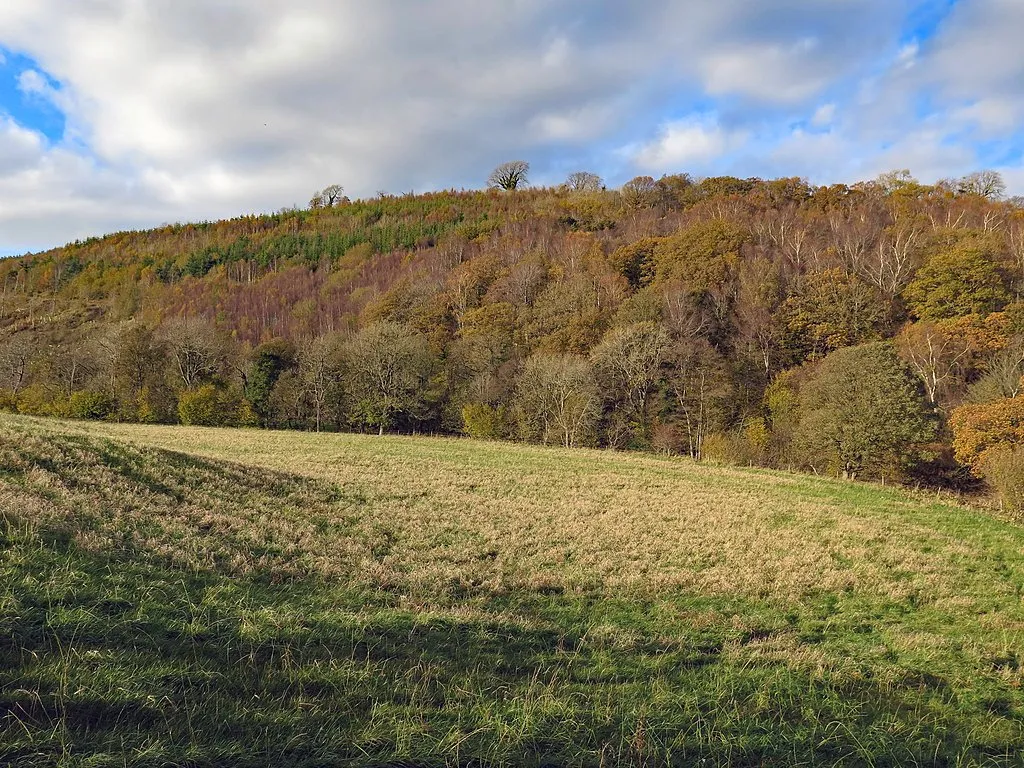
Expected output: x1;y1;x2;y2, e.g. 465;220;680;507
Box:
2;535;1023;768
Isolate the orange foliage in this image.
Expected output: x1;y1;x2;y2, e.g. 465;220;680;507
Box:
950;396;1024;473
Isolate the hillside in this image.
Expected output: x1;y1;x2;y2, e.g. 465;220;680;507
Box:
1;173;1023;502
3;414;1024;765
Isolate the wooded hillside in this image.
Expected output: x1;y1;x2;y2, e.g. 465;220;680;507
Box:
2;170;1022;501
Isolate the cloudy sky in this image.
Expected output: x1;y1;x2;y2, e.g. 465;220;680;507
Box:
1;0;1023;255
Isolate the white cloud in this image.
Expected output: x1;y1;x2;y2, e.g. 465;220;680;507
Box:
0;0;999;252
860;0;1024;148
700;39;830;103
895;41;918;70
0;117;45;174
811;103;836;128
998;165;1024;199
16;68;74;115
629;115;747;172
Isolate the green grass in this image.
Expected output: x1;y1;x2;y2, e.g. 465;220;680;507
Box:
1;414;1023;766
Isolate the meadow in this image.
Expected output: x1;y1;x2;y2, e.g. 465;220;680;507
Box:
2;414;1023;766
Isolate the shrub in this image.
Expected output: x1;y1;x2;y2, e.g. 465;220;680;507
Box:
650;422;684;455
950;396;1024;472
178;385;222;427
702;430;761;466
16;385;54;417
65;391;114;420
0;389;17;412
981;446;1024;513
236;400;262;428
461;403;511;440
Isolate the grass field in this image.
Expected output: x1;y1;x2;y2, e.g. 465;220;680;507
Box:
2;414;1023;766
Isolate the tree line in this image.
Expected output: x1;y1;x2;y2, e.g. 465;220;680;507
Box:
1;168;1022;509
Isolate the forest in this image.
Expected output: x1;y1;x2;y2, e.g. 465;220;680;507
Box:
1;168;1022;507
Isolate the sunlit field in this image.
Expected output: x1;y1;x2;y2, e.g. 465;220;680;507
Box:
3;414;1023;766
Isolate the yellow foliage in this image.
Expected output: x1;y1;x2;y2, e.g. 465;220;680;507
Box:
950;396;1024;474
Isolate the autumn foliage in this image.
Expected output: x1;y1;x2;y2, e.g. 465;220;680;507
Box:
1;170;1022;495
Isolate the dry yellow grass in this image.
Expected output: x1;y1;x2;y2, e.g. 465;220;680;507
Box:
11;415;1018;612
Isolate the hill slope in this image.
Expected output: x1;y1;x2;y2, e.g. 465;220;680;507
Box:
2;414;1024;765
1;177;1023;501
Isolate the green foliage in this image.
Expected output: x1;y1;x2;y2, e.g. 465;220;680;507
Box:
65;390;114;420
981;445;1024;513
794;343;936;479
651;219;747;288
903;241;1012;320
781;269;889;360
245;339;295;423
460;402;512;439
178;384;224;427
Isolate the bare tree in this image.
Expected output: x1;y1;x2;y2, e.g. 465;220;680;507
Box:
664;339;730;460
309;183;346;209
1008;219;1024;293
161;317;226;390
344;322;431;434
754;206;812;271
516;354;600;448
965;339;1024;402
565;171;603;192
896;322;970;407
875;169;917;194
862;225;922;297
620;176;657;208
957;170;1006;200
488;161;529;191
49;336;102;396
827;203;887;277
591;322;669;428
733;258;785;374
0;334;33;395
298;335;342;432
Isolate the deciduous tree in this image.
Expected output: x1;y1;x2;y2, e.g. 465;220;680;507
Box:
298;334;344;432
896;321;970;406
950;396;1024;472
591;322;669;442
161;317;226;391
620;176;656;208
662;338;731;460
794;342;936;479
488;161;529;191
515;354;599;448
344;322;432;434
903;241;1012;320
565;171;603;192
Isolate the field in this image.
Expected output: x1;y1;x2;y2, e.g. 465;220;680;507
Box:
2;414;1023;766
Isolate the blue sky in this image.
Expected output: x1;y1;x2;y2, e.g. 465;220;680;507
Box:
1;0;1023;256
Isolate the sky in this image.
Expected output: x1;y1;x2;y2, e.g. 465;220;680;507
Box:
1;0;1023;256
